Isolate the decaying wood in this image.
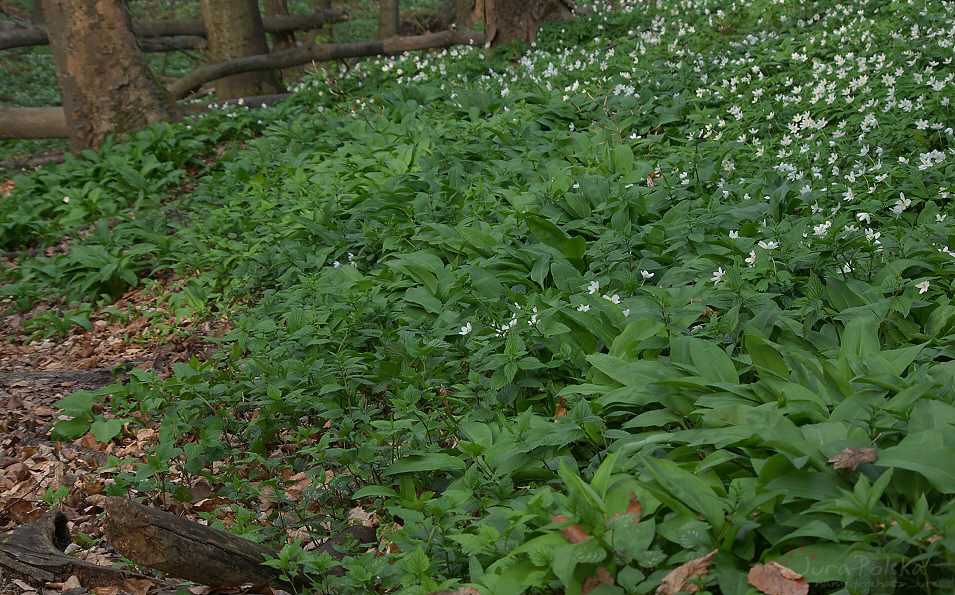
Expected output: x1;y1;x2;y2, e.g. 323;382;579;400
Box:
104;497;377;588
0;510;169;588
0;9;351;50
168;28;486;99
103;496;292;589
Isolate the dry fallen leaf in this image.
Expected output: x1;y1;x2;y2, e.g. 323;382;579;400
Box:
748;561;809;595
555;396;568;418
552;514;591;543
625;491;642;520
48;575;82;591
348;505;380;527
90;587;120;595
582;566;615;594
120;577;155;595
190;477;213;503
656;549;717;594
827;446;877;471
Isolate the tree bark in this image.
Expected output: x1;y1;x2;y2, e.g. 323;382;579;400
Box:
199;0;283;100
264;0;298;79
0;106;68;139
40;0;183;151
0;510;174;589
103;497;295;589
103;497;377;587
455;0;474;27
378;0;400;39
168;29;486;99
264;0;296;52
480;0;574;48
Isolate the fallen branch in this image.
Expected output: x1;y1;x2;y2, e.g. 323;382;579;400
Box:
0;509;173;589
169;29;486;99
103;497;377;588
0;9;351;50
137;35;207;52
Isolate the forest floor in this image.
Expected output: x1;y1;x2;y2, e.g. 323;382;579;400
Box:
0;269;225;594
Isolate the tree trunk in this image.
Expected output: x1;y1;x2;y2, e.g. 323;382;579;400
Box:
480;0;573;48
306;0;334;44
30;0;45;24
264;0;298;79
378;0;399;39
455;0;473;27
264;0;296;53
199;0;283;100
40;0;183;152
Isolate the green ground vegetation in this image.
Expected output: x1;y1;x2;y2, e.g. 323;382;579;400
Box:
3;0;955;593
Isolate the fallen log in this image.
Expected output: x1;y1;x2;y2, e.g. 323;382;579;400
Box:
0;509;173;589
0;9;351;50
103;497;377;588
169;28;486;99
0;94;289;140
0;106;68;139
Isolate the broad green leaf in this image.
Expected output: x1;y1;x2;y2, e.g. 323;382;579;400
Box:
557;461;605;513
610;144;634;174
90;418;125;443
672;336;739;384
639;456;726;530
744;332;789;379
840;316;880;360
51;418;91;441
525;214;569;250
878;446;955;493
53;390;97;415
764;472;849;501
610;319;665;359
383;453;465;475
352;485;398;498
590;452;619;499
551;261;585;292
563;235;586;260
769;543;863;582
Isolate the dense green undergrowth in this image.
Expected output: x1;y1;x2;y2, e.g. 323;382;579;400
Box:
3;0;955;593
